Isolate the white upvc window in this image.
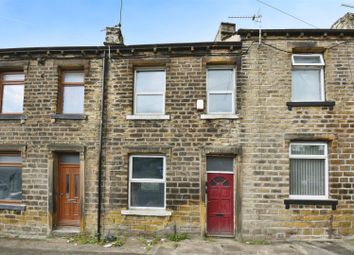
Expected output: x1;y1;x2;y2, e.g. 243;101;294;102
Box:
207;66;236;114
129;155;166;209
291;54;325;102
134;69;166;115
289;142;328;200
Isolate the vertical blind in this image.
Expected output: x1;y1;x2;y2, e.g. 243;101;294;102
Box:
290;159;325;196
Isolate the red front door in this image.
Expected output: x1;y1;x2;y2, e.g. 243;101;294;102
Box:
207;173;234;235
57;163;80;226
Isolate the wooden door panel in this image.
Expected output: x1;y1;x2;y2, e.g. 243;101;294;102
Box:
207;173;234;235
57;164;80;226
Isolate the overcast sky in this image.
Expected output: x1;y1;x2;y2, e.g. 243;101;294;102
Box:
0;0;352;48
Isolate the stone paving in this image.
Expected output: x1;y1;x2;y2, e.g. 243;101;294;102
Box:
0;236;353;255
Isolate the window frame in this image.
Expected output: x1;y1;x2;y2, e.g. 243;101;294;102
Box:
0;152;22;204
133;68;166;115
206;66;236;114
128;155;166;210
0;71;25;114
289;142;328;200
291;54;325;102
58;69;85;114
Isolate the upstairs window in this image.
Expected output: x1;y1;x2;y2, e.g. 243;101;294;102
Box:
289;143;328;200
0;72;25;114
291;54;325;102
59;71;85;114
207;67;235;114
134;69;165;115
0;153;22;202
129;155;165;209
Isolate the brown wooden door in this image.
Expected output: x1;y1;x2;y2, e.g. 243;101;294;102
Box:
207;173;234;235
57;164;80;226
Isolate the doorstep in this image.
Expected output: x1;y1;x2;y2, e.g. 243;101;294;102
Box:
51;226;80;237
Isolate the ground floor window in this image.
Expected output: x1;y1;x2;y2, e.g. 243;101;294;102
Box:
129;155;165;209
0;153;22;201
289;142;328;199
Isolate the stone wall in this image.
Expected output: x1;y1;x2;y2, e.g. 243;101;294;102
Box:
239;36;354;239
101;50;242;236
0;55;103;237
0;33;353;240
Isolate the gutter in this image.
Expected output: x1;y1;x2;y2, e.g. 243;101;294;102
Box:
97;50;107;240
0;41;242;55
237;28;354;37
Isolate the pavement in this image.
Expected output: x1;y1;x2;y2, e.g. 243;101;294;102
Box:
0;236;354;255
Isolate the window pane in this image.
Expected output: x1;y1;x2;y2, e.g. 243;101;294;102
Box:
63;72;84;83
0;167;22;200
132;157;163;179
136;70;165;93
136;95;163;114
3;73;25;81
0;155;22;164
62;86;84;114
59;154;80;164
207;157;233;172
292;69;322;101
290;159;325;196
208;69;234;91
209;94;233;113
131;182;164;207
293;55;322;64
291;144;325;155
2;85;24;113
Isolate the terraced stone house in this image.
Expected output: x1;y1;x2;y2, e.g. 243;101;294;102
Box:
0;13;353;240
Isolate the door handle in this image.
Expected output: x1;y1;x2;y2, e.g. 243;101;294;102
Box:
215;213;224;217
67;199;76;202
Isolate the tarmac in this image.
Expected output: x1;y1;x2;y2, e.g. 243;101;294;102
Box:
0;236;353;255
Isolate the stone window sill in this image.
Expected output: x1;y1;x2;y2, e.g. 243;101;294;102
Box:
284;199;338;210
50;114;87;120
286;101;335;110
126;115;170;120
0;114;27;121
121;209;172;217
200;114;239;120
0;203;26;211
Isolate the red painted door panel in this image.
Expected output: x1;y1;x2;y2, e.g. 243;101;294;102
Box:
57;164;80;226
207;173;234;235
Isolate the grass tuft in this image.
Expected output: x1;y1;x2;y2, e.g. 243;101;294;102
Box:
167;233;188;242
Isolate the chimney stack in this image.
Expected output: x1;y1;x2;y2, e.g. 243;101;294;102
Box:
104;25;124;45
214;22;239;42
331;12;354;29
